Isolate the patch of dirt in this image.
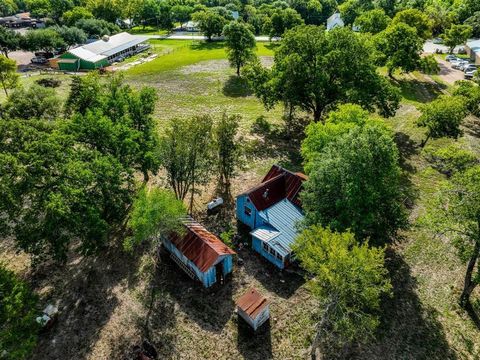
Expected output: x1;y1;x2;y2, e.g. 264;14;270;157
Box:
179;56;273;75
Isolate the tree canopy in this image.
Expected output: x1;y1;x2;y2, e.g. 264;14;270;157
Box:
223;21;257;76
246;25;400;122
302;110;406;242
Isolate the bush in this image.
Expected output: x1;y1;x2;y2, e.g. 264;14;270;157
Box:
418;55;440;74
251;115;271;134
0;265;39;359
35;77;61;88
423;144;478;176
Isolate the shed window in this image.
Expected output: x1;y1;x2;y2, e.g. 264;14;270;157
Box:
244;206;251;216
276;253;283;261
262;242;269;252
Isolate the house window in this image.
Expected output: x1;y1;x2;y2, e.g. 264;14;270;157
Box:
244;206;251;217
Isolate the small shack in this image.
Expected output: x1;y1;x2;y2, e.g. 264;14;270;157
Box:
236;288;270;331
163;218;236;288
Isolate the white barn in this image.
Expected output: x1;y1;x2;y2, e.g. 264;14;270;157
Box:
327;12;344;31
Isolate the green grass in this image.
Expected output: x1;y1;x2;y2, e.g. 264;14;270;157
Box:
129;26;169;35
126;39;276;76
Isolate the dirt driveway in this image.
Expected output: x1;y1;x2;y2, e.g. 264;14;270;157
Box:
436;57;466;85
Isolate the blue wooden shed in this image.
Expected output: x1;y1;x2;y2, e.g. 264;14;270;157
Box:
236;165;306;269
163;218;236;288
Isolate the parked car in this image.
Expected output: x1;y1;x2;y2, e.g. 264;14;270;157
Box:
452;60;469;69
433;38;443;44
31;56;47;64
465;70;477;80
464;64;478;73
446;55;458;62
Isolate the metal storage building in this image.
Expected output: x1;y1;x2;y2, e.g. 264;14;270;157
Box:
163;218;236;288
466;39;480;65
57;32;149;71
236;288;270;331
236;165;306;269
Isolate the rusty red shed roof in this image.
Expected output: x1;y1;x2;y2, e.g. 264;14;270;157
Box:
168;219;236;273
236;288;269;319
242;165;307;211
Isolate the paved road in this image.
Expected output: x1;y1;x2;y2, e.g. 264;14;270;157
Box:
435;57;467;84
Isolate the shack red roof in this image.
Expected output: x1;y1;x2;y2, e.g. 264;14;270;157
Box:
168;219;236;273
236;288;269;319
242;165;307;211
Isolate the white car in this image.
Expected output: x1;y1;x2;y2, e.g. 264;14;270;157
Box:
464;64;478;73
446;55;458;62
465;70;477;80
452;60;469;69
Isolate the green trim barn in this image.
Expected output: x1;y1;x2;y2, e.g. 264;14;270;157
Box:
57;32;149;71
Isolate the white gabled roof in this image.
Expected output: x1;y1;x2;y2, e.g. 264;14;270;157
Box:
67;32;149;62
69;47;107;62
467;39;480;53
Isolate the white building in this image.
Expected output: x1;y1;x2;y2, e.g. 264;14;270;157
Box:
327;12;344;31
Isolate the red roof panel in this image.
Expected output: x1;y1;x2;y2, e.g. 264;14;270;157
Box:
243;165;307;211
168;219;236;273
236;288;269;319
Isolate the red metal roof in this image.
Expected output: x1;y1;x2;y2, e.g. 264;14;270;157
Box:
243;165;307;211
168;219;236;273
236;288;269;319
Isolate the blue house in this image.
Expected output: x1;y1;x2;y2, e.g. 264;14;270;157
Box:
163;218;236;287
236;165;306;269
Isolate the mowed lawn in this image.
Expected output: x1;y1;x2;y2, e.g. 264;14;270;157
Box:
4;39;480;359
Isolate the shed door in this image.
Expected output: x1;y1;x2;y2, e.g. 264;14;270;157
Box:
215;261;224;285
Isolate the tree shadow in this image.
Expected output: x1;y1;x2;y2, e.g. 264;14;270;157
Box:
222;76;253;97
237;317;273;360
246;116;307;172
393;79;445;103
157;248;235;333
190;41;225;51
352;249;457;360
30;244;143;360
462;116;480;138
236;239;305;299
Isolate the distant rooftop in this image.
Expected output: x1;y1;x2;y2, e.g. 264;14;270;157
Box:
68;32;149;62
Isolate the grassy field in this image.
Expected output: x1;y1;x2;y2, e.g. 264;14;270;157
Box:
3;40;480;359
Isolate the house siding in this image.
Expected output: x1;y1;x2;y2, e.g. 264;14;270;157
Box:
236;194;256;229
163;239;233;288
252;237;285;269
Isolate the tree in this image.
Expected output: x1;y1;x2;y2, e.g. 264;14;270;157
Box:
214;113;242;197
354;9;391;34
289;0;324;25
392;8;432;39
263;8;304;38
74;18;120;38
425;1;455;36
25;0;51;18
88;0;123;23
0;26;21;58
2;84;62;120
301;104;371;172
417;54;440;75
0;265;39;360
453;80;480;117
192;10;227;41
125;187;186;251
465;11;480;38
0;0;17;16
159;115;214;213
302;121;406;242
223;21;257;76
292;226;392;358
0;55;18;96
22;29;65;53
0;75;161;261
52;26;87;49
245;26;400;122
62;6;94;26
443;24;473;54
417;95;468;147
427;165;480;309
376;22;423;77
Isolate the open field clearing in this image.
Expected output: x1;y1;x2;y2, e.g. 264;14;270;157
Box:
2;39;480;359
